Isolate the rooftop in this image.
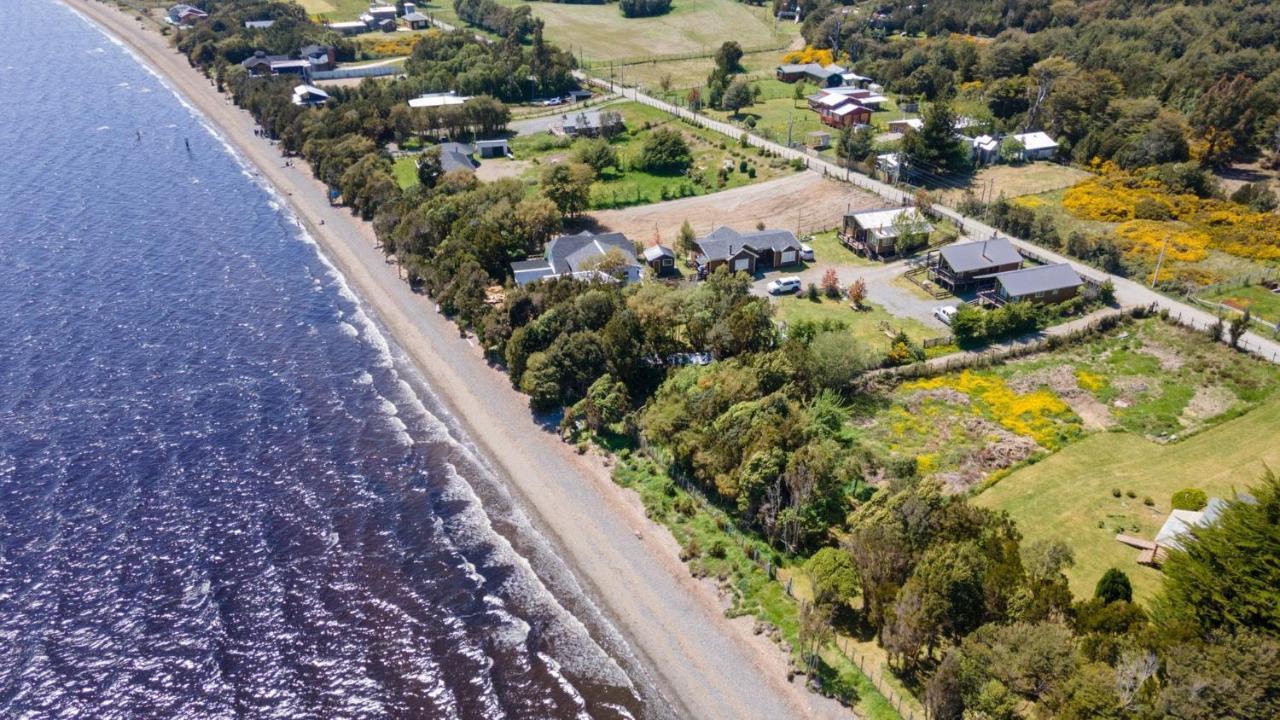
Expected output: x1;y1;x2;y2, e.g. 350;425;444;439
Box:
846;206;926;231
408;91;470;108
993;263;1084;297
938;238;1022;274
1013;131;1058;152
696;226;800;262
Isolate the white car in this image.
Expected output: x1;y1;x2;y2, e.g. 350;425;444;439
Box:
767;277;802;295
800;243;815;261
933;305;958;325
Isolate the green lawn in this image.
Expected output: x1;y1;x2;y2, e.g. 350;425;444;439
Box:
510;101;796;210
975;398;1280;604
1200;282;1280;325
776;295;936;353
804;230;876;267
392;155;418;190
704;78;828;146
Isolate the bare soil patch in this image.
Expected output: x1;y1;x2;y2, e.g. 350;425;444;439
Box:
586;172;884;242
1138;341;1186;371
474;158;531;183
935;418;1041;493
1009;365;1113;430
1181;385;1237;424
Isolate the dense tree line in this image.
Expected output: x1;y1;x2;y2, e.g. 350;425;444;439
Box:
453;0;536;40
798;0;1280;169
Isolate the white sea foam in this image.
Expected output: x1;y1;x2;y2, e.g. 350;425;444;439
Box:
336;321;358;338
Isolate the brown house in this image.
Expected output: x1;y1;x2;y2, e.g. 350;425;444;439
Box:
841;207;932;258
985;263;1084;306
928;238;1023;292
693;226;803;277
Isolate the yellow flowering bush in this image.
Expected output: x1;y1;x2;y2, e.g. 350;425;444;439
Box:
1113;221;1209;263
916;453;938;476
1075;369;1105;393
1062;164;1280;263
905;371;1078;448
782;46;835;66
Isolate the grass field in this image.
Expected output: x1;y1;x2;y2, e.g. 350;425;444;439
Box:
937;162;1091;207
975;398;1280;603
519;0;795;64
508;101;795;210
775;295;936;354
1200;282;1280;325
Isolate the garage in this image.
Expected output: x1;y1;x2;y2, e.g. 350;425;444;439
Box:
733;257;751;273
779;250;796;265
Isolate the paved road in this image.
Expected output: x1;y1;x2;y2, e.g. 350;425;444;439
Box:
581;74;1280;364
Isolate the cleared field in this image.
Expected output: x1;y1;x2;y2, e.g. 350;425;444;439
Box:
588;172;884;244
297;0;367;19
522;0;796;64
975;399;1280;604
937;162;1091;206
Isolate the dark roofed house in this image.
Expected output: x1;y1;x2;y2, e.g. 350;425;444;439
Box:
985;263;1084;306
929;238;1023;292
474;139;510;158
403;11;431;29
692;226;802;277
511;231;641;286
776;62;846;87
437;142;477;175
240;50;313;79
642;244;677;276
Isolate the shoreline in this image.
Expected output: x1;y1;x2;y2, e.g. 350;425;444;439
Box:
67;2;852;718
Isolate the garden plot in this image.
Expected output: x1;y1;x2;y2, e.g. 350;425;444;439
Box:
855;316;1280;494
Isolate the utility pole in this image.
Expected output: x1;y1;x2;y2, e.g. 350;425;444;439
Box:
1151;233;1170;288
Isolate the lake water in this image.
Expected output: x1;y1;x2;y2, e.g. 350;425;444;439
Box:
0;2;650;717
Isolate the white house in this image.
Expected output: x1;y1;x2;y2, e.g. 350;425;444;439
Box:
291;84;330;107
1013;131;1059;160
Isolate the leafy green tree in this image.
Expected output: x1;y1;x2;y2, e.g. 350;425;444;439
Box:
805;546;860;608
999;135;1025;163
540;162;595;217
714;40;744;73
677;219;697;255
950;304;986;345
1154;632;1280;719
1192;74;1257;168
573;138;618;173
416;147;444;188
519;351;561;411
578;373;629;432
837;125;876;165
806;331;874;391
721;77;755;116
1156;471;1280;637
636;128;692;174
1094;568;1132;604
901;98;969;175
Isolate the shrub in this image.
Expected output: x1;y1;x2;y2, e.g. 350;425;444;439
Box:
807;283;819;301
1143;496;1154;506
1134;197;1173;220
1171;487;1208;511
636;127;692;174
1095;568;1133;604
1111;488;1122;497
1126;490;1136;498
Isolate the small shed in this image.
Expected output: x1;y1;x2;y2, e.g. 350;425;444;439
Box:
403;11;430;29
805;130;831;149
474;139;510;159
1012;131;1059;160
643;245;677;275
887;118;923;134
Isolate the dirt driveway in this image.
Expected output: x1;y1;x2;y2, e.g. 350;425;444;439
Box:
587;172;887;241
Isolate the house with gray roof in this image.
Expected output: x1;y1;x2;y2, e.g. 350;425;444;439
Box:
511;231;641;286
166;4;207;26
928;237;1023;292
986;263;1084;306
436;142;477;175
776;63;847;87
692;226;803;277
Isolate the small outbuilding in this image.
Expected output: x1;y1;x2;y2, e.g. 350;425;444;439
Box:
291;84;331;107
474;139;510;159
642;244;677;275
